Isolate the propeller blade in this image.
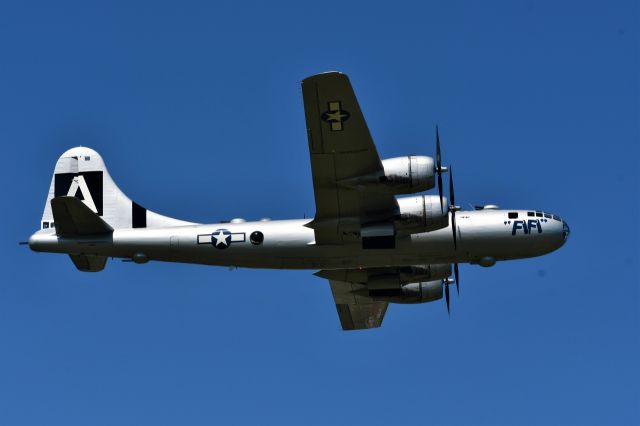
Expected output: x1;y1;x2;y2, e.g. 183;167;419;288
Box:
448;164;455;207
436;126;443;212
454;263;460;295
449;165;457;249
436;126;441;170
437;174;443;213
444;280;450;315
452;212;457;250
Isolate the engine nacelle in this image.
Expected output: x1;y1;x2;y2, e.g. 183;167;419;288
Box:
390;280;443;304
337;156;434;195
401;264;451;283
316;264;452;286
380;156;435;194
395;195;449;236
364;266;450;304
323;266;450;305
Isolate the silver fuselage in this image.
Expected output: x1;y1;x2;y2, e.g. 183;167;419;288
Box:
29;209;569;269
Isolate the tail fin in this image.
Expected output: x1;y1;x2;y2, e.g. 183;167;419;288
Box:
40;147;193;231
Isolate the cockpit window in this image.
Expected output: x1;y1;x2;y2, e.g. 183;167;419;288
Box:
508;212;518;219
527;212;535;217
536;212;543;217
553;215;561;221
544;213;552;218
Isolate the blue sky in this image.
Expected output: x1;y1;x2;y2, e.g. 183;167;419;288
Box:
1;1;638;424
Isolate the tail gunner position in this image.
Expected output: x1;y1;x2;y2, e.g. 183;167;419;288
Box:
27;72;569;330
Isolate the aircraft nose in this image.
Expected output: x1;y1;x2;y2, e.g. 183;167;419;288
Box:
562;220;570;244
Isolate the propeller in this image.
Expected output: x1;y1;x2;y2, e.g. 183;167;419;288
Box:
434;127;461;310
442;265;460;314
435;126;448;213
449;165;460;250
448;166;461;296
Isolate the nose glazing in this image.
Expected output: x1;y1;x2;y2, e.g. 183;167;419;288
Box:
562;220;570;242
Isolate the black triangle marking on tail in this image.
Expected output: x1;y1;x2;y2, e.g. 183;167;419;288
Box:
54;171;103;215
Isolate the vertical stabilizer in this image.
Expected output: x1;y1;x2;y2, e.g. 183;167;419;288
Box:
40;147;194;231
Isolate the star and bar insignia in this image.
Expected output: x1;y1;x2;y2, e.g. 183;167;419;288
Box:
197;229;246;249
321;101;350;131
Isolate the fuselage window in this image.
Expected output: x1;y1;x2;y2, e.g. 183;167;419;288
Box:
508;212;518;219
42;222;49;229
250;231;264;245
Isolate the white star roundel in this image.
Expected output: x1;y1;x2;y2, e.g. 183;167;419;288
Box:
212;229;231;249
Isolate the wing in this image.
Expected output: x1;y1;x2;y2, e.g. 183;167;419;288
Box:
318;263;451;330
302;72;398;245
329;279;388;331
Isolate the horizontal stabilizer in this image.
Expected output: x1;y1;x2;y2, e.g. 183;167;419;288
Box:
69;254;108;272
51;196;113;237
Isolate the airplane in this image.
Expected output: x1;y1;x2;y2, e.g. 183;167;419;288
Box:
27;72;570;330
